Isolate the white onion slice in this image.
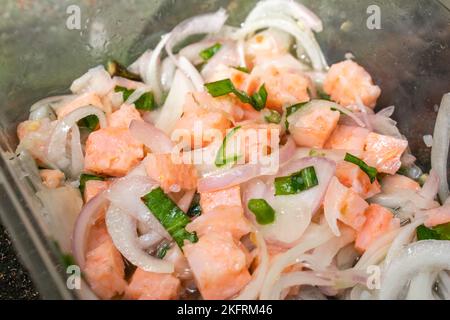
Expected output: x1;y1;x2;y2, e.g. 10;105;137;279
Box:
271;272;333;300
70;125;84;178
245;0;323;33
259;157;336;246
125;85;153;105
106;175;168;239
138;232;164;249
177;56;204;92
177;190;196;214
234;231;269;300
380;240;450;299
106;205;174;273
165;9;228;78
155;70;195;135
431;93;450;202
47;106;107;173
161;57;177;92
234;17;327;70
128;49;153;82
418;169;440;202
146;34;170;105
260;223;334;300
383;216;426;268
72;192;109;269
129;120;174;154
406;271;437;300
70;65;114;96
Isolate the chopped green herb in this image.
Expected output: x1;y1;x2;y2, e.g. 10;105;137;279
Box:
232;66;250;73
417;222;450;241
275;166;319;196
78;115;99;131
115;86;156;111
199;43;222;61
53;240;77;269
248;199;276;225
344;153;378;183
265;110;282;124
285;102;308;129
142;188;198;248
204;79;267;111
79;173;105;194
106;59;142;82
156;243;171;259
187;193;202;218
251;84;268;111
215;126;242;167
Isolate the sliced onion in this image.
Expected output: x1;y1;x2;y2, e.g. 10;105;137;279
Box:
270;271;333;300
165;9;228;79
383;216;426;267
125;85;153;105
260;223;334;300
234;231;269;300
311;227;355;268
201;41;240;81
258;157;336;247
29;95;75;121
72;192;109;269
70;65;114;96
177;189;196;213
418;169;440;202
129;120;174;154
128;49;153;82
234;17;327;71
179;39;218;66
47;106;107;173
178;56;204;92
106;175;168;238
106;205;174;273
161;57;177;92
155;70;195;135
70;125;84;178
146;33;170;105
324;177;348;236
245;0;323;33
138;232;164;249
197;138;296;193
380;240;450;299
431;93;450;202
406;271;437;300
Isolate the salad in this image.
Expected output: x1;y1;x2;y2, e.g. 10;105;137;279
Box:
15;0;450;300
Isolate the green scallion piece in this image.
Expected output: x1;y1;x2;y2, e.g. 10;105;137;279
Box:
142;188;198;248
215;126;242;167
344;153;378;183
285;102;308;129
232;66;250;73
79;173;105;194
248;199;276;225
156;242;171;259
274;166;319;196
199;43;222;61
115;86;156;111
78;115;99;131
204;79;267;111
417;223;450;241
265;110;282;124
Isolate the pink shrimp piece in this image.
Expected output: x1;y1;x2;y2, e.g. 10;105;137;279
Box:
245;29;292;67
336;161;381;199
84;127;144;177
56;93;109;119
246;65;312;112
124;268;181;300
84;230;127;299
424;200;450;228
363;132;408;175
17;119;55;165
107;104;143;129
289;106;340;148
323;60;381;109
200;186;242;213
84;180;111;203
325;125;370;151
355;204;400;252
39;169;65;189
381;174;420;194
183;232;251;300
145;153;197;193
187;205;252;239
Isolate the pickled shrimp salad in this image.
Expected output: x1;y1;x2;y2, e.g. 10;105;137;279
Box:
15;0;450;300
